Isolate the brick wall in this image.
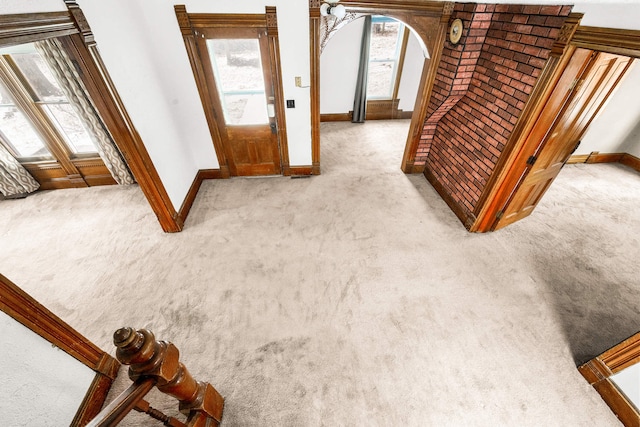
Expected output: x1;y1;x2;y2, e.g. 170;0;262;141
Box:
419;3;572;222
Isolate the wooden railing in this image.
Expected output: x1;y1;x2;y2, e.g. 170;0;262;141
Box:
87;327;224;427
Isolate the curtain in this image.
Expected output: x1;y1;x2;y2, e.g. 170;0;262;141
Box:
352;15;372;123
35;39;135;185
0;144;39;197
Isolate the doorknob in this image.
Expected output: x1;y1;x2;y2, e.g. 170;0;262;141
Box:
270;122;277;134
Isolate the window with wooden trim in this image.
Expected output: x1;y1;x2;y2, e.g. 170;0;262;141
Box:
366;16;406;100
0;41;118;190
0;43;98;162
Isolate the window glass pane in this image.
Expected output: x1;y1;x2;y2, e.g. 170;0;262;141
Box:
367;61;395;99
11;52;65;103
206;39;268;125
367;17;403;99
0;81;14;106
0;81;51;158
0;106;51;158
222;93;268;125
43;104;96;154
370;20;401;60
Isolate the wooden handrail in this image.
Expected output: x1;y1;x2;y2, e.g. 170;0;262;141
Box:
87;328;224;426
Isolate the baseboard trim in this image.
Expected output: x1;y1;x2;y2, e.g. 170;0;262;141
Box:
587;152;624;163
178;169;226;225
321;111;412;122
620;153;640;172
566;154;589;164
321;113;352;122
402;163;425;175
288;166;313;176
423;165;476;230
568;152;640;173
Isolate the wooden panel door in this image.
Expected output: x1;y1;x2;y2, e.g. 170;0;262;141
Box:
196;27;281;176
494;49;633;230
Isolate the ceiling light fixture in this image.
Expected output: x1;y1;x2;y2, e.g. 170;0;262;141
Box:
320;1;346;19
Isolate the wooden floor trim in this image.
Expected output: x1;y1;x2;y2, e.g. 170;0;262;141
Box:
288;166;313;176
568;152;640;172
178;169;226;225
321;113;352;122
621;153;640;172
587;153;625;164
566;154;590;164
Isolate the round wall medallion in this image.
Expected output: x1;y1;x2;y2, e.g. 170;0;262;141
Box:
449;18;463;44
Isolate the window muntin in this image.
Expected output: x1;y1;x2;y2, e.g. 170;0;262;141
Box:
367;16;404;100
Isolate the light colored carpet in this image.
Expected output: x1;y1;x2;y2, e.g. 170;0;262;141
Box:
1;120;638;426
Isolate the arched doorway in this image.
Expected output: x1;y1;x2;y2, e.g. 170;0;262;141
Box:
309;0;452;175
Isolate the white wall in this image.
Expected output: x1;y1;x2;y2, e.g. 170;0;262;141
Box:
0;311;95;426
577;62;640;157
320;18;425;115
573;3;640;31
320;18;364;115
397;33;427;112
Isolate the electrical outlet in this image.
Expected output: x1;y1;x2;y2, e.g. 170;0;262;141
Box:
295;76;302;87
286;100;295;108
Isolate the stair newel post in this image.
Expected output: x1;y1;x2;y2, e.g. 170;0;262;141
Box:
113;327;224;426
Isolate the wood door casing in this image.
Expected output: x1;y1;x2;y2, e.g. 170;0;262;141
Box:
194;26;281;177
494;48;633;230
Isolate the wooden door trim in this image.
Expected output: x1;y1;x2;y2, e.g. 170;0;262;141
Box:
186;13;267;29
309;0;451;175
174;5;289;178
578;332;640;427
176;6;288;177
0;273;119;426
402;6;450;174
573;26;640;58
266;6;291;175
309;1;321;174
470;13;583;232
392;28;410;101
175;5;229;178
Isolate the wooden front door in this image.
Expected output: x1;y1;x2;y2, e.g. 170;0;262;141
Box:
195;26;281;176
494;48;633;230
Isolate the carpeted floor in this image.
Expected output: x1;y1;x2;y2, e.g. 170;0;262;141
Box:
1;120;638;426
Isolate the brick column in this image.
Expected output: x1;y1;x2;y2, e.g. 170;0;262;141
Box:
420;3;572;224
